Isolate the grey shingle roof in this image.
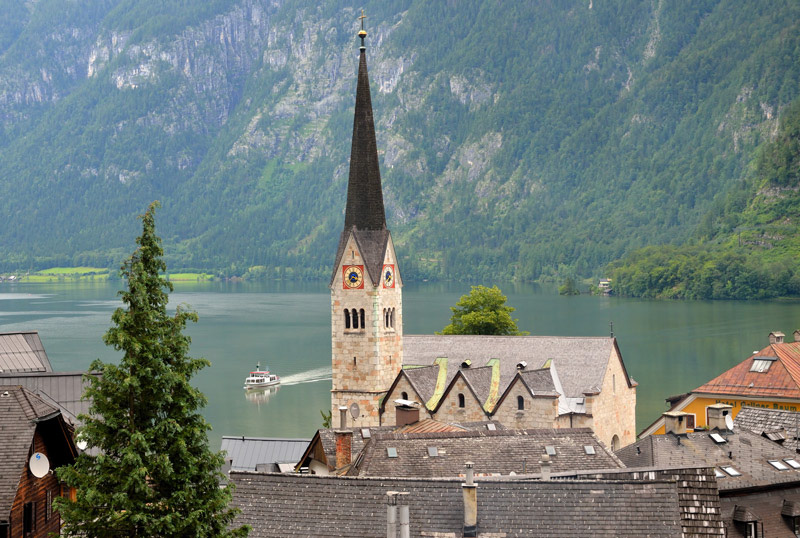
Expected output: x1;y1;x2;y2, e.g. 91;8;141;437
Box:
220;437;310;472
734;406;800;439
231;467;723;537
0;386;64;516
616;429;800;491
0;371;96;425
403;335;621;400
0;331;52;373
348;428;624;478
720;486;800;537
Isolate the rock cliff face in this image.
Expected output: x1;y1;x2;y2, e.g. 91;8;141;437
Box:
0;0;798;279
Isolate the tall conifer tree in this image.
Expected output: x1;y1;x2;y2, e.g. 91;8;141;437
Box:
56;202;248;537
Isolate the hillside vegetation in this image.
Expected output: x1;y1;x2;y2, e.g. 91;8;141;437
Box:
608;97;800;299
0;1;798;282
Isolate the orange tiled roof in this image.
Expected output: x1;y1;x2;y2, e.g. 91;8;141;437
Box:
694;342;800;399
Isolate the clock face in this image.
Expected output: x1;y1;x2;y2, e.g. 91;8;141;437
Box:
343;265;364;289
383;264;395;288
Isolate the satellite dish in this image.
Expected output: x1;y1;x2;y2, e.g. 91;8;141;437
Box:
76;435;88;451
349;402;360;420
29;452;50;478
725;414;734;431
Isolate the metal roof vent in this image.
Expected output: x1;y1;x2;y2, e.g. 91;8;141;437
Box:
516;361;527;370
461;360;471;369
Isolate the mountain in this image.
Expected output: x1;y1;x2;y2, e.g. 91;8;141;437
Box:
607;96;800;299
0;0;798;281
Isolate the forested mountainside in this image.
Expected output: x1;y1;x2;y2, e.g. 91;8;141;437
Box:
608;96;800;299
0;0;798;281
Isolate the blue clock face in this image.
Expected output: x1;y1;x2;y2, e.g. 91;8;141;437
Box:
343;265;363;289
383;265;394;288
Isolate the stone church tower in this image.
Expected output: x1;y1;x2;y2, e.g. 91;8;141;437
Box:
330;25;402;427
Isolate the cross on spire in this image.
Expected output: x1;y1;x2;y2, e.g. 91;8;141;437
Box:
358;9;367;48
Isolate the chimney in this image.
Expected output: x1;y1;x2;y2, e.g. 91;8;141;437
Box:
339;406;348;428
399;502;409;538
663;411;689;435
462;462;478;537
539;453;551;481
707;403;733;431
794;330;800;342
334;430;352;469
386;492;398;538
394;400;420;427
770;331;785;344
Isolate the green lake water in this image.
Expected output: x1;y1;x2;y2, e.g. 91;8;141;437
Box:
2;280;799;450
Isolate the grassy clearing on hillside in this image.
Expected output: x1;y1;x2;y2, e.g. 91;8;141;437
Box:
166;273;213;281
35;267;108;275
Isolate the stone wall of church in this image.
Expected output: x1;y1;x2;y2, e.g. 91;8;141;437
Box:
432;377;489;423
491;383;559;430
589;347;637;450
331;234;403;424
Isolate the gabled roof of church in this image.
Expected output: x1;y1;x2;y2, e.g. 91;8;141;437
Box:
330;33;391;288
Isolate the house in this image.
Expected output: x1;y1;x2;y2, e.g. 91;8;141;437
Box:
0;386;78;537
641;331;800;437
220;436;310;473
380;335;637;450
0;371;95;427
0;332;52;373
734;406;800;449
230;466;724;537
618;404;800;537
345;427;624;478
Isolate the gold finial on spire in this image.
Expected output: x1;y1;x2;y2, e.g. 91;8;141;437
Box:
358;9;367;47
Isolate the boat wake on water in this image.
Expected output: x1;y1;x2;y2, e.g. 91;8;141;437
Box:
279;367;332;386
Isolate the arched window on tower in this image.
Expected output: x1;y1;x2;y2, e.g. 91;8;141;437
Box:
401;392;408;400
360;309;365;328
517;395;525;410
458;393;465;408
344;309;351;329
384;308;389;328
351;308;359;329
390;308;395;328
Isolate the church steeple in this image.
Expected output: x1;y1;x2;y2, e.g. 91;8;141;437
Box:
344;20;386;231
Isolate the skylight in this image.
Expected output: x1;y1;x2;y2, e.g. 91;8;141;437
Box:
709;433;727;444
545;446;556;456
784;458;800;469
584;445;596;455
714;468;727;478
721;465;741;477
486;423;497;431
427;446;439;457
750;357;777;372
361;428;371;439
768;460;790;471
387;447;398;458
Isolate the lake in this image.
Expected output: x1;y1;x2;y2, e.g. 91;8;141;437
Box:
2;279;799;450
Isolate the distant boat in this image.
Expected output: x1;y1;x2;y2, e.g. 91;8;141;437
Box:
243;362;280;389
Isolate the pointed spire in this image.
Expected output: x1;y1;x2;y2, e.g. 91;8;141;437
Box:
344;14;386;231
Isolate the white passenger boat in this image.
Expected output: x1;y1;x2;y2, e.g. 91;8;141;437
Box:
243;362;280;389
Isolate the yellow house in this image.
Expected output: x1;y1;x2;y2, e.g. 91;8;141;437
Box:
641;331;800;436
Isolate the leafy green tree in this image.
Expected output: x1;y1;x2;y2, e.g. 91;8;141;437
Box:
439;285;529;335
55;202;248;538
558;277;580;296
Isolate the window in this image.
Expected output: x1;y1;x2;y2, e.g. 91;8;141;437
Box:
612;374;615;393
721;465;741;476
785;458;800;469
751;358;776;372
517;395;525;410
46;489;51;521
545;446;556;456
359;309;365;329
458;393;465;408
401;392;408;400
23;502;35;533
361;428;371;439
710;433;727;444
686;414;695;429
384;308;389;328
714;468;727;478
344;309;351;329
746;521;758;538
351;308;359;329
584;445;596;455
387;447;398;458
769;460;790;471
390;308;395;328
611;435;620;451
427;446;438;457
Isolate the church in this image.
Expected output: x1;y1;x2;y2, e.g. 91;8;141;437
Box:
329;26;636;451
